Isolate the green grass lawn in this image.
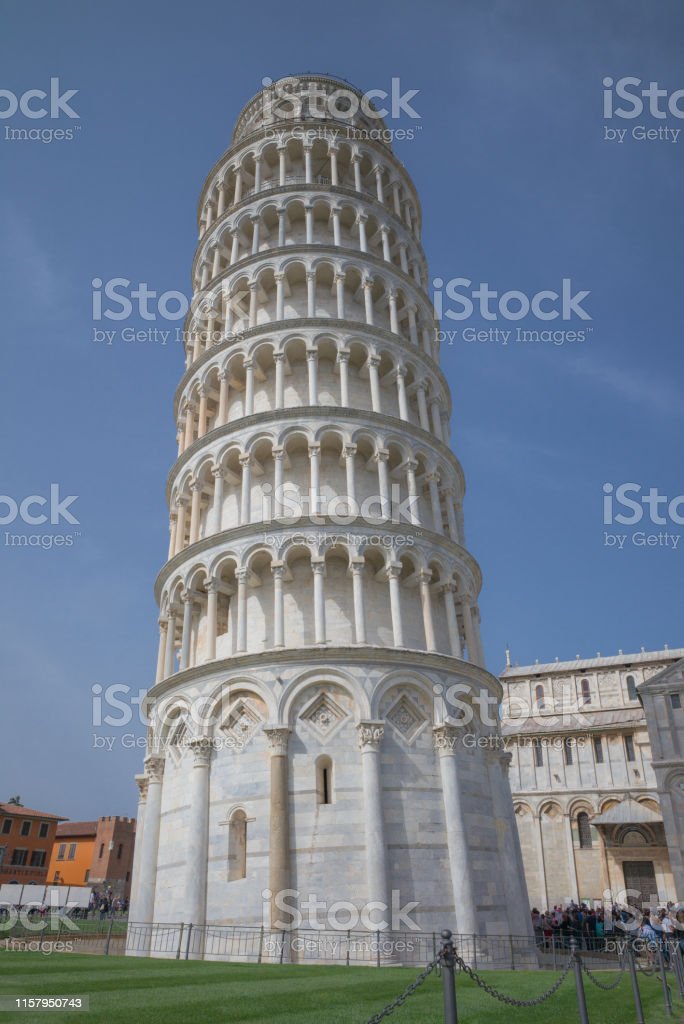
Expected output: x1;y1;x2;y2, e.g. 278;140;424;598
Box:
0;951;681;1023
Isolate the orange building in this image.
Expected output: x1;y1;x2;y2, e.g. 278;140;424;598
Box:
0;803;66;886
47;821;97;887
47;817;136;898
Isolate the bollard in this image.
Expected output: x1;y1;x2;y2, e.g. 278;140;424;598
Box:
671;943;684;998
184;922;193;960
440;929;458;1024
625;946;645;1024
104;914;114;956
658;947;673;1016
570;939;590;1024
176;923;184;960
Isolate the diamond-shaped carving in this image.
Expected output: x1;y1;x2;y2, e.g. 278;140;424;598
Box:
300;692;347;740
386;695;427;744
221;699;262;751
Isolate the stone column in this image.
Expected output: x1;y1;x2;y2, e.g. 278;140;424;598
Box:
363;278;375;326
306;271;316;316
236;568;248;652
184;403;196;449
164;610;177;678
205;579;218;661
388;289;399;335
185;739;213;945
418;570;437;652
179;591;193;670
128;774;147;924
396;366;409;420
337;350;350;406
218;371;229;425
271;563;285;647
487;751;533;936
308;444;321;517
155;619;167;683
335;272;346;319
415;384;429;430
441;583;463;658
275;273;284;320
210;467;225;534
357;722;390;920
264;727;292;928
357;213;368;252
405;460;420;526
343;444;357;513
244;358;255;415
133;756;165;929
306;348;318;405
430;398;444;441
387;563;404;647
368;355;382;413
312;558;326;644
189;481;202;544
434;725;478;936
272;447;285;518
564;812;580;904
426;472;443;533
240;455;252;525
350;557;366;643
375;448;390;519
274;352;285;408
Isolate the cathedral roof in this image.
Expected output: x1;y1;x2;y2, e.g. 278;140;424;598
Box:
501;648;684;679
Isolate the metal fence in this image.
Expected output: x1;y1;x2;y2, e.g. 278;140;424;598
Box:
4;917;664;970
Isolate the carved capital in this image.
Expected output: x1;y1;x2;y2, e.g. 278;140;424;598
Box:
189;737;214;767
144;755;165;782
135;774;149;801
264;726;291;756
433;724;463;754
357;721;384;750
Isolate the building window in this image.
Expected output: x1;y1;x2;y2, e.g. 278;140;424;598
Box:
535;684;545;710
11;849;28;866
670;692;682;710
20;821;31;837
593;737;604;764
626;675;637;701
316;756;333;805
99;843;104;858
38;823;49;838
533;738;543;767
564;737;574;765
577;812;593;849
84;870;89;882
116;843;123;860
1;820;11;835
227;810;247;882
56;844;66;861
0;847;5;866
624;734;636;762
30;851;46;868
580;679;591;705
67;844;76;861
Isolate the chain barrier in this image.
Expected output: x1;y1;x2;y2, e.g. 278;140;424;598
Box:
364;956;440;1023
580;956;626;991
452;948;574;1006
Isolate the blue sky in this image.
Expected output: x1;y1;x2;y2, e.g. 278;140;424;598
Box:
1;0;682;820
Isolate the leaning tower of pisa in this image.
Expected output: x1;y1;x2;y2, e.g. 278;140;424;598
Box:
129;75;532;950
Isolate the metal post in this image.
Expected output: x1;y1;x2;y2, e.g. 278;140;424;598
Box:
279;930;286;965
658;946;673;1016
104;914;114;956
440;930;458;1024
625;946;645;1024
346;929;351;967
552;935;557;970
671;943;684;998
184;922;193;960
509;934;515;970
176;923;184;960
570;939;590;1024
376;930;381;968
257;925;264;964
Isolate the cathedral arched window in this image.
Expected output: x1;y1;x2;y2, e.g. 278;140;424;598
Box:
535;684;545;710
533;738;543;767
580;678;591;705
626;675;637;701
577;812;592;849
227;809;247;881
316;755;333;805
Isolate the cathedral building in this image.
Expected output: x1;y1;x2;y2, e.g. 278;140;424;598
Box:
501;646;684;911
128;74;531;953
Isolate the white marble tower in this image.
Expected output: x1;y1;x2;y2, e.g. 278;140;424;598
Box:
129;75;532;950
